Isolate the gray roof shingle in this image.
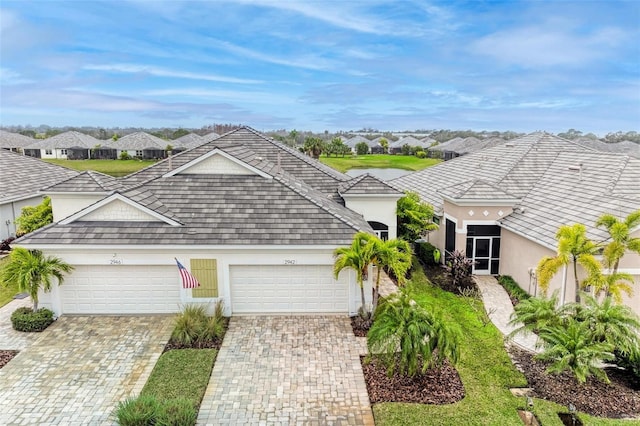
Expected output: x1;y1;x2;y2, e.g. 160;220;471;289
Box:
24;131;102;149
339;174;403;196
112;132;167;150
43;171;122;193
0;130;36;149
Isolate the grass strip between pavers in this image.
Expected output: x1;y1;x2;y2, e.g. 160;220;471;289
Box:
372;264;640;426
141;348;217;408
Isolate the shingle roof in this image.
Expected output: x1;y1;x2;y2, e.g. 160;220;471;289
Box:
391;136;422;148
24;131;102;149
392;132;639;250
112;132;167;150
173;133;204;149
572;138;640;158
344;136;370;148
19;127;373;246
201;132;220;142
339;174;403;196
0;130;35;149
0;149;78;203
43;171;122;193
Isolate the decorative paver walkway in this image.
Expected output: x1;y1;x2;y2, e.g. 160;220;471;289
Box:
474;275;540;353
0;315;174;425
0;297;39;350
198;316;374;425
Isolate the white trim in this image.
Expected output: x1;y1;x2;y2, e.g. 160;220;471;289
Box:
162;148;272;179
42;191;111;196
339;193;402;199
440;194;519;207
59;193;182;226
14;243;344;251
461;219;500;232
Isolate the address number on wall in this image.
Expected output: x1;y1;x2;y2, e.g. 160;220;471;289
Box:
283;259;297;265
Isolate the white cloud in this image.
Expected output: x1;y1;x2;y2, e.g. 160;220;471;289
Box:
83;64;263;84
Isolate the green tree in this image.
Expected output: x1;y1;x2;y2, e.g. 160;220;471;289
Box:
327;137;347;157
368;237;412;312
596;210;640;275
334;232;375;317
396;191;438;242
581;270;633;304
537;224;600;304
171;128;190;139
15;197;53;236
0;248;74;310
355;142;369;155
303;137;325;159
367;290;461;377
379;138;389;154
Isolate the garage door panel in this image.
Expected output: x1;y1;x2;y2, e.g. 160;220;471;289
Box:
230;265;348;314
61;265;179;314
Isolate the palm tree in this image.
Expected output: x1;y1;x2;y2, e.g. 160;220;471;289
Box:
367;290;461;377
537;223;600;305
581;270;634;304
536;318;615;384
596;210;640;275
369;238;413;312
0;248;74;310
334;232;375;316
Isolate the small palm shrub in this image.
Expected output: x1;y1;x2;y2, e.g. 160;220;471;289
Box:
114;395;159;426
367;290;461;377
509;290;563;335
170;302;226;348
156;398;197;426
11;307;54;332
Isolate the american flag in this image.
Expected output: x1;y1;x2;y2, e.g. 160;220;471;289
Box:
175;258;200;288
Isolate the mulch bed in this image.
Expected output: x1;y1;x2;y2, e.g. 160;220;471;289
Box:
510;346;640;419
361;355;465;404
350;315;372;337
0;350;19;369
423;264;476;295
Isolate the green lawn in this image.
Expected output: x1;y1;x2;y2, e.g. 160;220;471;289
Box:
0;257;20;308
43;159;156;177
373;265;640;426
319;154;440;173
141;349;217;407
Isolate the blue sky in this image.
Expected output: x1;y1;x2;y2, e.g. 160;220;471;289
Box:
1;1;638;134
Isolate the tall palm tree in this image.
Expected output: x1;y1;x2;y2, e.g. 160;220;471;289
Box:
334;232;375;316
369;238;413;312
537;223;600;305
367;290;461;377
581;270;634;304
0;248;74;310
596;210;640;275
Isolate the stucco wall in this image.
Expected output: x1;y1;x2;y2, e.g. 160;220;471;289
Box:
0;196;46;240
343;196;399;240
49;194;106;222
35;246;371;317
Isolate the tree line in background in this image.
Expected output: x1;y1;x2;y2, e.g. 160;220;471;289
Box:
3;124;639;145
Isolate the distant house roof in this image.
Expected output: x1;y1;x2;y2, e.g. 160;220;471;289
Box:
344;135;371;148
201;132;220;143
572;138;640;158
339;174;403;196
19;128;373;247
0;149;78;204
390;136;422;149
0;130;35;149
25;131;102;150
113;132;167;150
392;132;640;250
173;133;204;149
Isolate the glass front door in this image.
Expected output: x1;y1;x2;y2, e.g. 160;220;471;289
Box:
472;238;491;274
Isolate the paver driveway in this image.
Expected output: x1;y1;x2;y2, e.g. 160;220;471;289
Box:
0;315;173;425
198;316;374;425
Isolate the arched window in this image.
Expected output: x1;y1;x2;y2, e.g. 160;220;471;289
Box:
368;221;389;241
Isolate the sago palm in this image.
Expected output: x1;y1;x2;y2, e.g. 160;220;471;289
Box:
536;318;615;384
0;248;74;310
537;223;599;304
596;210;640;275
509;291;565;340
334;232;375;315
367;290;461;377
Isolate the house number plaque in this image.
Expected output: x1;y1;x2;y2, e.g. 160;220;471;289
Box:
283;259;296;265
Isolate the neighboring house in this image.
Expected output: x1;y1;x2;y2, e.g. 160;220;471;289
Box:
0;130;35;153
572;137;640;158
428;136;508;160
0;150;78;240
172;133;205;150
393;132;640;316
201;132;220;143
111;132;168;159
16;127;402;317
345;136;371;153
389;136;425;154
23;131;103;159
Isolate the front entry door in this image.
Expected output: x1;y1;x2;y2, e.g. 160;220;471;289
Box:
472;237;491;275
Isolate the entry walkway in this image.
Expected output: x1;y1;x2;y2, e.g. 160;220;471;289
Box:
198;316;374;425
474;275;540;353
0;297;39;351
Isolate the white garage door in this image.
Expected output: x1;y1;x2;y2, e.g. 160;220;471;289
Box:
61;265;181;314
230;265;349;314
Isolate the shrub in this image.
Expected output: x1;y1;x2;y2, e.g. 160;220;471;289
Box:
156;398;197;426
119;151;131;160
355;141;369;155
170;302;226;348
446;250;473;287
113;395;159;426
497;275;530;303
415;150;427;158
415;242;438;266
615;350;640;379
11;307;54;332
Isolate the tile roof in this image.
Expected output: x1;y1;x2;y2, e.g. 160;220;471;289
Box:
339;174;403;196
391;136;423;148
24;131;102;149
112;132;167;150
0;130;35;148
572;138;640;158
344;136;371;148
19;127;373;247
201;132;220;142
438;180;520;202
392;132;639;250
43;171;122;193
173;133;204;149
0;149;78;204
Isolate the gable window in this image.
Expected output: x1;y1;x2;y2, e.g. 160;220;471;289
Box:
368;221;389;241
190;259;218;298
45;149;53;155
